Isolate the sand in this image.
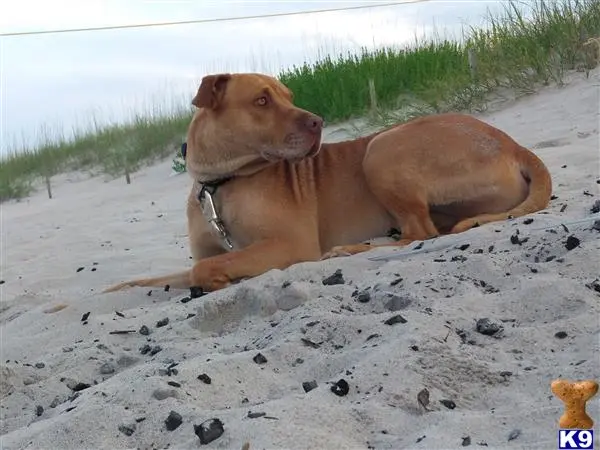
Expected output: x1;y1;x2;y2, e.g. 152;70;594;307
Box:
1;68;599;450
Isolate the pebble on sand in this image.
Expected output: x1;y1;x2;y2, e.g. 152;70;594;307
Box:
330;379;349;397
475;318;503;336
322;269;345;286
253;353;268;364
302;380;318;393
197;373;212;384
165;410;183;431
194;418;225;445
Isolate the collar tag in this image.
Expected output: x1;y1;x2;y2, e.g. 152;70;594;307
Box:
198;186;234;251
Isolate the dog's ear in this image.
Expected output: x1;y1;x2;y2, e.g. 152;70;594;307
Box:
192;74;231;109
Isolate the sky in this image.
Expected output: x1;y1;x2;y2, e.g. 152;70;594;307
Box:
0;0;511;153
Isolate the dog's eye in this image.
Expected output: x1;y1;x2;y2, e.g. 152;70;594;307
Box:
255;96;268;106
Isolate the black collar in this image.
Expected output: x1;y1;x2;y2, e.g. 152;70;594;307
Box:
181;142;234;200
198;176;234;200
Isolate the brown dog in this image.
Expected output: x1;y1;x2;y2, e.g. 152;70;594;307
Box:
104;72;552;293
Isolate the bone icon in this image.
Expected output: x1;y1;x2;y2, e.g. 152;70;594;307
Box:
551;379;599;429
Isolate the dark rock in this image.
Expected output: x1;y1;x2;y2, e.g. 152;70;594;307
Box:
190;286;205;298
167;381;181;388
554;331;568;339
247;411;266;419
165;410;183;431
507;429;521;441
76;267;85;273
523;218;534;225
35;405;44;417
322;269;345;285
139;325;150;336
118;423;136;436
302;380;318;393
510;234;528;245
180;296;192;303
592;220;600;232
457;244;470;251
586;279;600;293
439;399;456;409
150;345;162;356
139;344;152;355
565;235;580;251
194;418;225;444
156;317;169;328
475;318;503;336
253;353;268;364
590;199;600;214
462;436;471;446
384;314;407;325
390;277;403;286
34;362;45;369
330;379;349;397
81;312;90;322
198;373;212;384
355;290;371;303
164;284;170;292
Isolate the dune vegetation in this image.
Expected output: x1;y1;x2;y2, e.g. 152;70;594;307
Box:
1;0;598;202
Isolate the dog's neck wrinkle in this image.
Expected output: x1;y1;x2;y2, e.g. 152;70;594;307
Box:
189;124;274;182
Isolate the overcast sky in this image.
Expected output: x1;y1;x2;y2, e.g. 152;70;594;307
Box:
1;0;509;153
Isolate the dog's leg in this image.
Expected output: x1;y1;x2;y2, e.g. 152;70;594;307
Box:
106;238;319;293
189;238;320;291
103;270;192;293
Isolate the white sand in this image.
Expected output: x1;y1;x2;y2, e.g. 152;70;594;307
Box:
1;69;599;450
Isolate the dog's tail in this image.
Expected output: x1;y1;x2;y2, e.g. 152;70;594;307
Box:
103;270;192;293
508;145;553;217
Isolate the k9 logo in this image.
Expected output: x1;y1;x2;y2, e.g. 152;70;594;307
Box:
558;430;594;449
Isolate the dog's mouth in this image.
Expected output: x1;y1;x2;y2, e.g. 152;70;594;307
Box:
260;133;322;163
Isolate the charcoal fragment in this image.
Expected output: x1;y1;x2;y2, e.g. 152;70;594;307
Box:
475;318;502;336
439;399;456;409
198;373;212;384
322;269;345;285
165;410;183;431
194;418;225;444
384;314;407;325
302;380;318;393
565;235;580;251
330;379;349;396
118;423;136;436
253;353;267;364
190;286;205;298
156;317;169;328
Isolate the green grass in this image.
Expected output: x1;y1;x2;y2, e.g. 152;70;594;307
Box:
1;0;599;202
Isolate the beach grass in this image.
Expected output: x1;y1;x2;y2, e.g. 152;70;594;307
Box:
1;0;599;202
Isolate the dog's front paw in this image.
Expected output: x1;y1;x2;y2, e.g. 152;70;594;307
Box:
190;263;231;292
321;244;372;260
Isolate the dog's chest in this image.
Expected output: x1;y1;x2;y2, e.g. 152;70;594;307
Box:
204;187;275;250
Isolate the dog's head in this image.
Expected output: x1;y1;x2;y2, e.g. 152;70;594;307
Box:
186;73;323;181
